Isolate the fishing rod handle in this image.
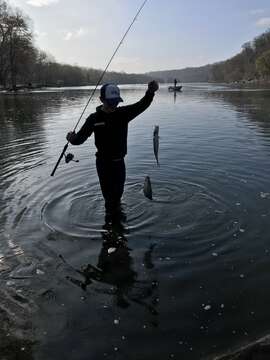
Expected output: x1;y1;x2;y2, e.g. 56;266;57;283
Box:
50;142;69;177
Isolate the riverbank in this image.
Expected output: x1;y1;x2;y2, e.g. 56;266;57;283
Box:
229;79;270;87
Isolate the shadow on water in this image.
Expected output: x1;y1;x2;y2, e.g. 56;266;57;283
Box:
64;210;159;319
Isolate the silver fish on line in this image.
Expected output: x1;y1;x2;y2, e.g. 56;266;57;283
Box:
153;125;159;166
144;176;153;200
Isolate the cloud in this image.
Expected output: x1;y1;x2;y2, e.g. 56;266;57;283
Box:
64;32;73;41
63;27;89;41
256;17;270;28
26;0;59;7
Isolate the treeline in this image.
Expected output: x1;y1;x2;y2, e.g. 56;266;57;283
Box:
0;0;152;90
211;30;270;82
147;65;211;83
148;30;270;84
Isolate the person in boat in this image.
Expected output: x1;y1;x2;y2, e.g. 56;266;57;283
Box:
66;80;159;218
174;78;177;88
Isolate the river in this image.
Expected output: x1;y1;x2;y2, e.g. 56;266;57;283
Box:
1;83;270;360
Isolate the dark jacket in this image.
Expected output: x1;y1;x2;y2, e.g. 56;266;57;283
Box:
69;90;155;160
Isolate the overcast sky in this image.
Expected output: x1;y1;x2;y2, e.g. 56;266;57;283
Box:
8;0;270;73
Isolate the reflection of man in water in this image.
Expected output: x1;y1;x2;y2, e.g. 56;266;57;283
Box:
96;221;136;308
66;81;159;218
67;214;159;316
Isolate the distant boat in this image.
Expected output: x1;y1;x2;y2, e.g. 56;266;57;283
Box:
168;85;182;92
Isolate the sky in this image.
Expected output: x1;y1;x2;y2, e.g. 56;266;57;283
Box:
7;0;270;73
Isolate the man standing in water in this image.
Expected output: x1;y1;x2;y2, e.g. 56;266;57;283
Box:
66;80;159;218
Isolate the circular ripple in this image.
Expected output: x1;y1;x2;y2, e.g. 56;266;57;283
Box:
8;155;270;262
123;178;234;249
41;183;105;239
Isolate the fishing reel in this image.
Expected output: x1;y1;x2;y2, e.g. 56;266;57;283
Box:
64;153;79;164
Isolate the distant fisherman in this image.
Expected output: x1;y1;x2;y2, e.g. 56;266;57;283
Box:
144;176;153;200
67;81;159;218
153;125;159;166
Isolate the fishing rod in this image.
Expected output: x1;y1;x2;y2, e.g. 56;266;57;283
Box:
51;0;149;177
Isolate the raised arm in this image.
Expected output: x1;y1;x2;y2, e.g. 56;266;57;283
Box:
66;115;94;145
122;81;159;122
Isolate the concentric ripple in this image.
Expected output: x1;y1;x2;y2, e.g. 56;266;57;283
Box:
41;183;104;239
120;176;235;258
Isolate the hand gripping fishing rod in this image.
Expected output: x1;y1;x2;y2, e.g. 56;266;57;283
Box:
51;0;149;177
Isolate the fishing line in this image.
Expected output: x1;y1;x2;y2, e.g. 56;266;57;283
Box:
51;0;149;177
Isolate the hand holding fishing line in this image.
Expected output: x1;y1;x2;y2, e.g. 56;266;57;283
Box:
148;80;159;93
50;0;149;177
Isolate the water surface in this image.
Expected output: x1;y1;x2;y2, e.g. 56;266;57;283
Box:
1;84;270;359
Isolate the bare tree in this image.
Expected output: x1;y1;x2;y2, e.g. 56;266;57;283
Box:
0;1;10;87
6;9;33;89
0;2;34;89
